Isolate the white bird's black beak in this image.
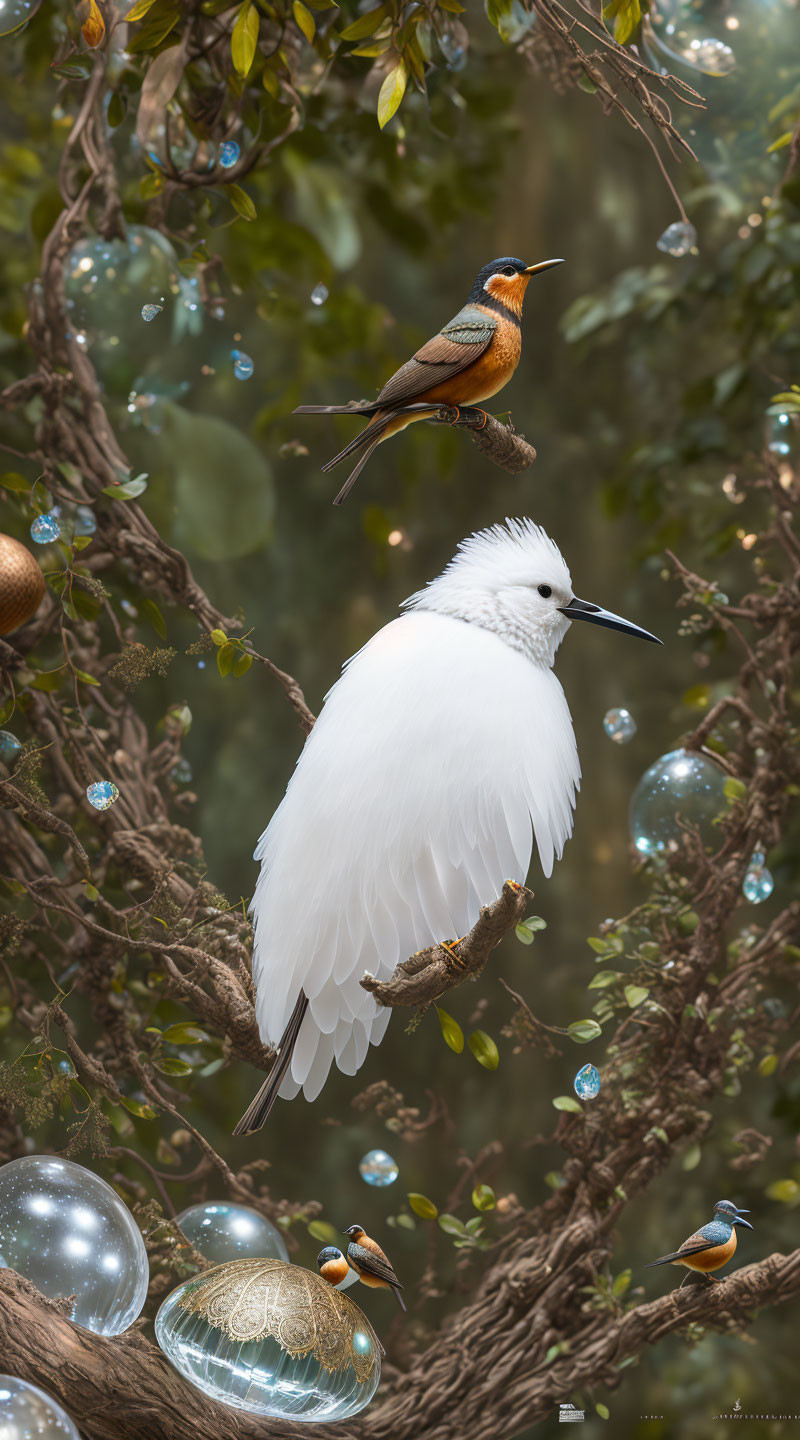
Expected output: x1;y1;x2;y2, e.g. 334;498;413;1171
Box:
558;596;663;646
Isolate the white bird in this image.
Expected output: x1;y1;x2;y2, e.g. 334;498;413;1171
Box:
234;519;660;1133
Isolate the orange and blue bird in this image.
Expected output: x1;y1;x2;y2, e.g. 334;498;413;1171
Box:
316;1246;353;1289
294;256;564;504
646;1199;753;1287
342;1224;405;1310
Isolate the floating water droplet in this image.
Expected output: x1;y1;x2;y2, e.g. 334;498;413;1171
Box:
176;1202;289;1265
656;221;697;257
231;349;254;381
767;412;792;456
120;599;138;618
574;1064;600;1100
86;780;120;811
219;141;240;168
169;757;193;785
30;513;62;544
141;303;163;322
743;852;773;904
629;748;727;856
358;1149;399;1187
197;659;206;670
686;36;735;75
310;283;329;307
0;731;22;764
603;707;636;745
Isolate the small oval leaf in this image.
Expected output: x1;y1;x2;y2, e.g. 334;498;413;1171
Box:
467;1029;499;1070
407;1192;438;1220
435;1005;464;1054
471;1184;496;1212
377;60;407;130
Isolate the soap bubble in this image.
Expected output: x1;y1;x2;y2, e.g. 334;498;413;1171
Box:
358;1149;399;1187
176;1201;289;1265
0;1375;81;1439
656;221;697;257
629;748;727;856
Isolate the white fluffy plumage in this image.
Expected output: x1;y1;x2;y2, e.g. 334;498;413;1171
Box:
246;519;582;1111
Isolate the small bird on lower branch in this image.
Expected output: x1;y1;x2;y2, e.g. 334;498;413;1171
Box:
646;1199;753;1287
343;1224;405;1311
233;519;661;1136
316;1246;353;1289
294;255;563;504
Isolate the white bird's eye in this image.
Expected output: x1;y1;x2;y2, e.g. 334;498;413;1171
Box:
537;584;552;599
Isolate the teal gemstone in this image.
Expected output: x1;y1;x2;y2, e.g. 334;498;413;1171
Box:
219;141;240;168
30;513;61;544
629;748;727;857
86;781;119;811
574;1064;600;1100
743;864;773;904
156;1260;381;1421
176;1202;288;1265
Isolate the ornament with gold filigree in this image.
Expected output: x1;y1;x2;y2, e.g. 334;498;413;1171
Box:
0;532;46;635
155;1257;382;1421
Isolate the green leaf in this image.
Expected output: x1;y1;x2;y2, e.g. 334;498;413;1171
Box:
125;0;158;18
350;37;391;55
74;668;100;687
232;0;260;76
83;882;100;901
467;1029;499;1070
339;3;388;39
724;776;747;801
307;1220;339;1244
437;0;464;10
217;643;236;678
119;1096;158;1119
624;985;649;1008
567;1019;602;1044
407;1192;438;1219
210;628;228;646
377;60;407;130
139;170;165;200
161;1023;209;1045
588;971;622;989
437;1213;467;1236
31;668;65;691
515;916;546;944
553;1095;582;1113
293;0;315;41
234;652;253;677
154;1057;193;1075
612;1268;631;1296
596;1403;610;1420
471;1184;496;1212
435;1005;464;1054
229;184;257;221
758;1053;778;1076
142;598;167;640
765;1178;800;1204
0;472;29;492
682;1143;701;1171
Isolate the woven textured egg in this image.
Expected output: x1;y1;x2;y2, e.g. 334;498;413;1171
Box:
0;533;46;635
155;1257;381;1422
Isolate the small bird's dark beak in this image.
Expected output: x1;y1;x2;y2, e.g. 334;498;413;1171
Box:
735;1215;754;1229
524;258;565;274
558;596;663;646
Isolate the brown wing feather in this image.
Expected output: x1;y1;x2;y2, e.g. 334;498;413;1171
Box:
348;1241;402;1289
647;1229;720;1267
374;332;493;409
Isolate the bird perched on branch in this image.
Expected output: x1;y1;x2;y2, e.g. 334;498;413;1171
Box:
316;1246;353;1289
294;256;563;504
233;520;660;1135
646;1199;753;1286
342;1225;405;1311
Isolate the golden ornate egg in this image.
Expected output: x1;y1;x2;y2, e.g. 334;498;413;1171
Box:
0;533;46;635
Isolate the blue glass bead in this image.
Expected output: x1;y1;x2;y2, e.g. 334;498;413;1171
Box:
30;513;61;544
629;748;727;856
231;349;254;381
86;781;119;811
219;141;240;168
603;707;636;745
574;1064;600;1100
358;1149;398;1187
743;861;773;904
176;1202;288;1265
0;732;22;764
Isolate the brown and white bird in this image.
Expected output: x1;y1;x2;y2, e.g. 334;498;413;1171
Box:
294;256;564;504
343;1224;405;1311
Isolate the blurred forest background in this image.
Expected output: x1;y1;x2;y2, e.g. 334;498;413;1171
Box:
1;0;799;1434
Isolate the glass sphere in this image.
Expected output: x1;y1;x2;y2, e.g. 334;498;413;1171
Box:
629;748;727;857
574;1064;600;1100
358;1150;398;1188
0;0;43;36
176;1201;289;1265
656;221;697;258
602;707;637;745
0;1155;149;1335
0;1375;80;1439
0;731;22;764
86;781;119;811
156;1258;381;1421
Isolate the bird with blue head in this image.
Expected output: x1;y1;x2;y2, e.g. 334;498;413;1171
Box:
646;1199;754;1287
294;255;564;502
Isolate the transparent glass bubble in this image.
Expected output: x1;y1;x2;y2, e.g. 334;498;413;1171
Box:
656;221;697;257
358;1150;399;1187
231;349;254;381
30;514;61;545
0;1375;81;1439
141;303;163;323
603;707;636;744
74;506;97;537
310;283;328;307
0;731;22;763
219;141;240;168
176;1202;289;1265
86;780;119;811
169;756;193;785
0;1155;149;1335
156;1260;381;1420
0;0;42;35
574;1064;600;1100
766;412;792;456
629;747;727;856
743;851;774;904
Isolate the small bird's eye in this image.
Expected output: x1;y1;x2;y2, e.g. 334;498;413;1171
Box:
502;266;516;277
537;584;552;599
